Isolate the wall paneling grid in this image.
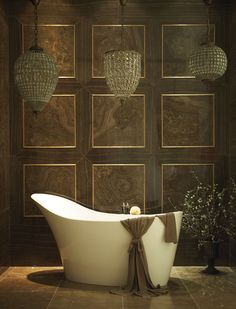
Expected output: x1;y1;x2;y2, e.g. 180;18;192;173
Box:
9;0;229;265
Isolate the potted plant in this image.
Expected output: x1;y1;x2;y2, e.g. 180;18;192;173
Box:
172;173;236;274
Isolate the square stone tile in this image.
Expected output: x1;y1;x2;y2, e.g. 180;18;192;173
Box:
48;289;122;309
0;267;62;293
0;291;54;309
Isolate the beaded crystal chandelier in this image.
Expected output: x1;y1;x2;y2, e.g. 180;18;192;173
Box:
188;0;227;81
104;0;141;98
14;0;58;112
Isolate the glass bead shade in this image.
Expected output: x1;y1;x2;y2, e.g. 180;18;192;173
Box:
14;48;58;112
189;42;227;81
104;50;141;97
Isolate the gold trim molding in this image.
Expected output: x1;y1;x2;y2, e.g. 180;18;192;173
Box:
22;24;76;79
161;163;215;212
92;94;146;148
161;93;215;148
161;24;216;79
92;25;146;79
92;164;146;212
23;94;77;149
23;163;77;217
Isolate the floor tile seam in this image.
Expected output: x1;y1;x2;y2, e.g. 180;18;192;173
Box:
174;269;200;309
46;279;63;309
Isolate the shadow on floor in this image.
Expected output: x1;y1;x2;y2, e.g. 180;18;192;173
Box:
27;269;64;287
27;268;201;294
27;269;114;291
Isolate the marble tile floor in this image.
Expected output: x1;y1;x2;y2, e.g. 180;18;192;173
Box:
0;267;235;309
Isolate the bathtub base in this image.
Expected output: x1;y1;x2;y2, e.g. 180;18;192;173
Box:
63;261;128;286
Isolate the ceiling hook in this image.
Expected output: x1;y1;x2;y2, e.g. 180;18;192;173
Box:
120;0;128;7
203;0;213;6
30;0;40;6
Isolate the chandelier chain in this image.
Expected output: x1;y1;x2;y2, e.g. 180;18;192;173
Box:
206;2;211;43
121;3;125;50
33;2;39;47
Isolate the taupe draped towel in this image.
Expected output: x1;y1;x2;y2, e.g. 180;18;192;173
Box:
111;213;177;297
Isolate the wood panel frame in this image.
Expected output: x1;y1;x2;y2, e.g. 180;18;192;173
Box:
161;93;215;148
92;24;146;79
23;94;77;149
92;163;146;212
23;163;77;217
92;94;146;148
161;163;215;212
161;24;216;79
22;24;76;79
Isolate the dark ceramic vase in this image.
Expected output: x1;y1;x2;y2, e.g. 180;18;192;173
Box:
202;240;220;274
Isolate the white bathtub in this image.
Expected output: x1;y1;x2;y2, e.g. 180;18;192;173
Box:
31;193;182;287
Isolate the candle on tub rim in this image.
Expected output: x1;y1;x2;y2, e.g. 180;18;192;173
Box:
130;206;141;215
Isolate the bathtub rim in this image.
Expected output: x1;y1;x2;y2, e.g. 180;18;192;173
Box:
31;192;183;223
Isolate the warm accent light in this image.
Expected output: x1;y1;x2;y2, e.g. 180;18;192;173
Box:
14;47;58;112
130;206;141;215
188;0;227;81
104;50;141;98
14;0;58;112
104;0;141;98
189;42;227;81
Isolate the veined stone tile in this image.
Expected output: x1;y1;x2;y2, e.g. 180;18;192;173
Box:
1;266;236;309
48;289;122;309
175;267;236;309
0;291;54;309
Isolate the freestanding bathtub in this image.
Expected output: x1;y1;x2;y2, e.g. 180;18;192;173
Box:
31;193;182;287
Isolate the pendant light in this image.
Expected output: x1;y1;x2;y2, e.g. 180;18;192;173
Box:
188;0;227;81
104;0;141;98
14;0;58;113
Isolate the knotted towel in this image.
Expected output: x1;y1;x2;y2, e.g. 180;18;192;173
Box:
111;213;177;297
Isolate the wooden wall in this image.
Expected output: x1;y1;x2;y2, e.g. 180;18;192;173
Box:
0;0;10;274
229;0;236;266
9;0;230;265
